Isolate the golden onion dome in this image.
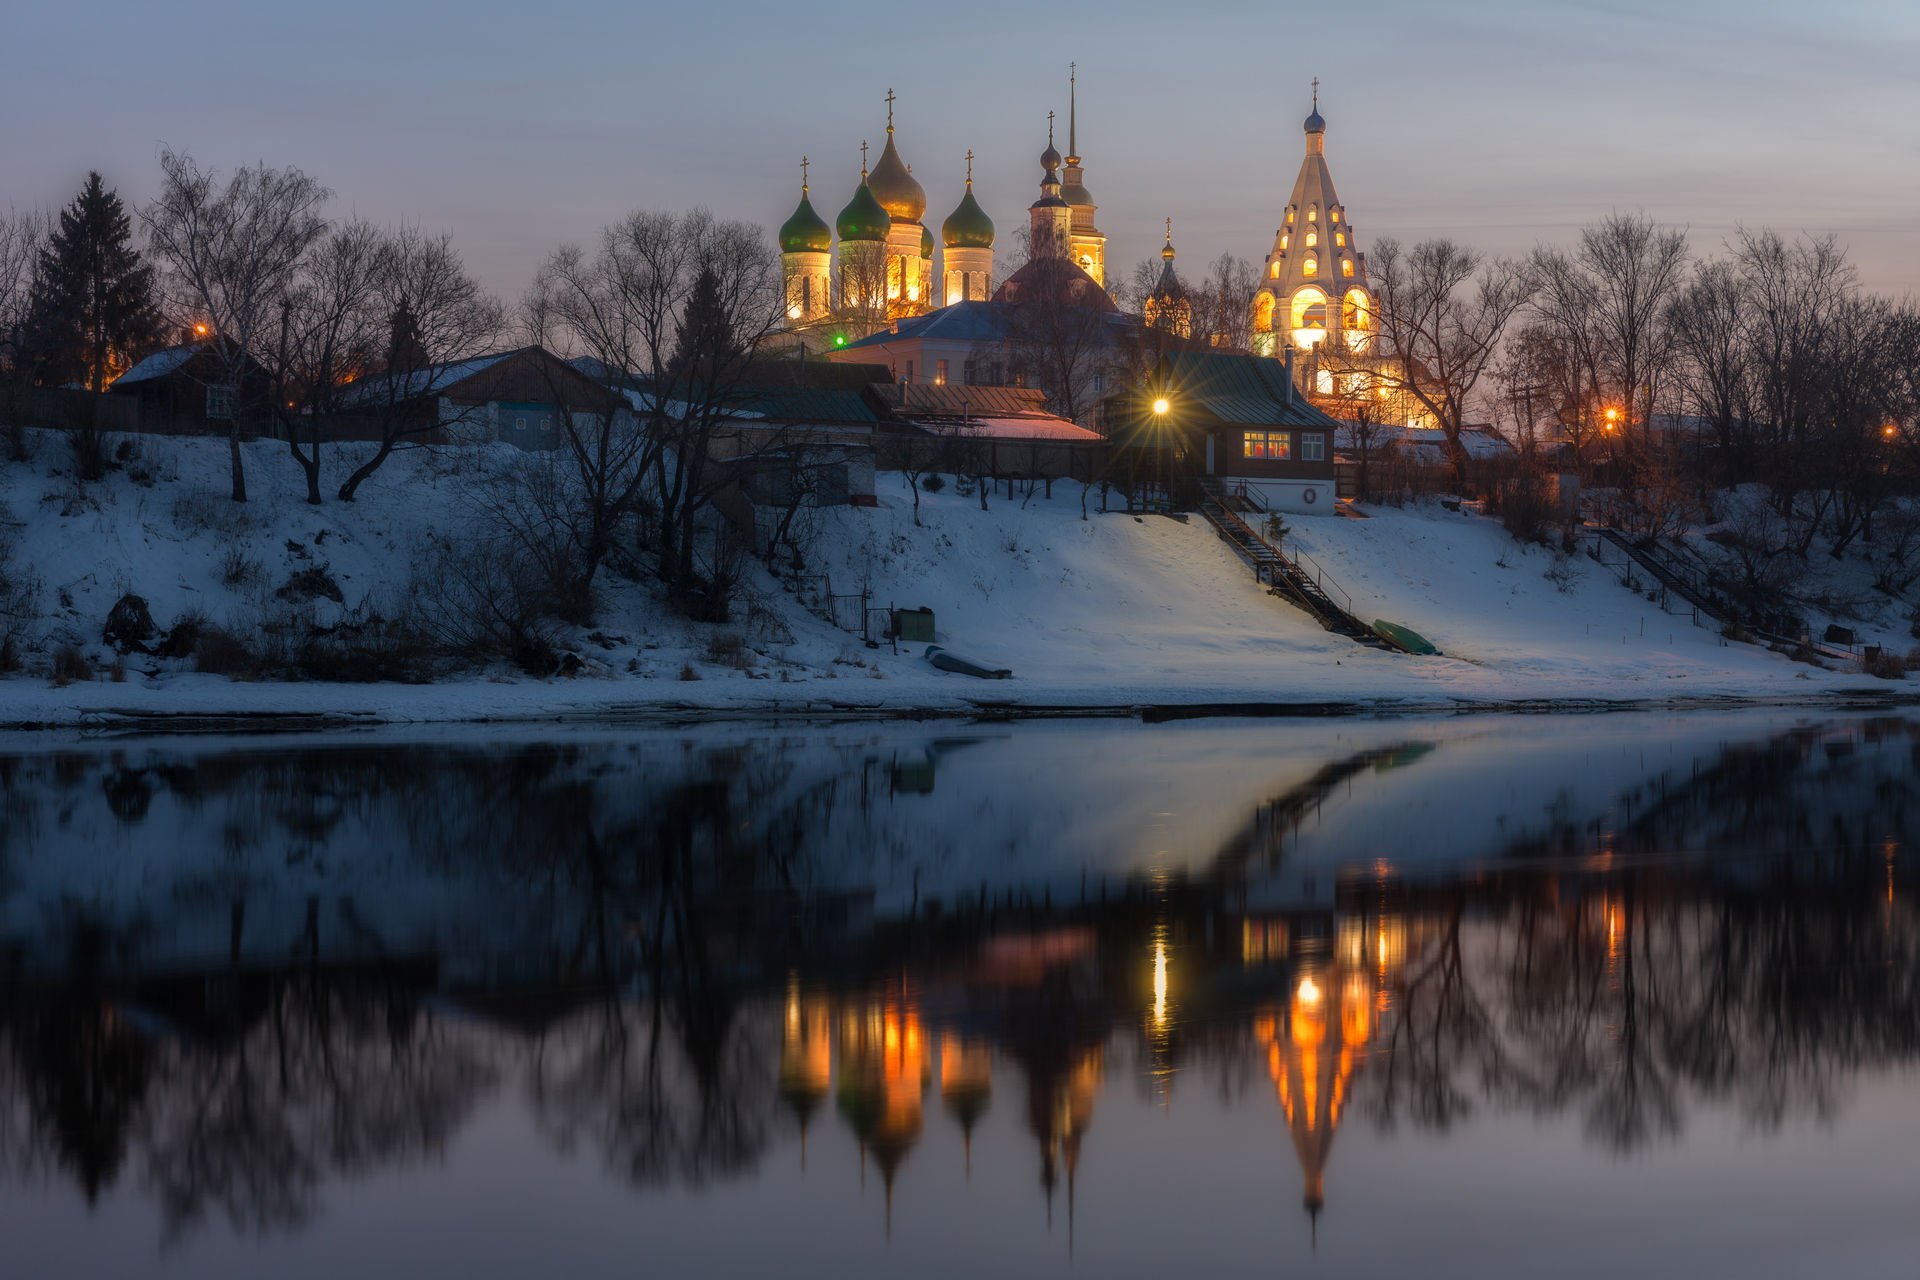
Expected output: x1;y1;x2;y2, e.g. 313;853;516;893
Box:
866;130;926;224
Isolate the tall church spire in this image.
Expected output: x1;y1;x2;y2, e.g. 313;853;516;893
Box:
1067;62;1079;164
1056;65;1105;287
1250;83;1372;357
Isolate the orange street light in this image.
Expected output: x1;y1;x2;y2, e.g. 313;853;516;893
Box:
193;323;209;336
1152;396;1171;416
1885;423;1899;440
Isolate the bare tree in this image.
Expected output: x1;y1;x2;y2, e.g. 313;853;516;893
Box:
1192;253;1258;351
0;208;50;453
1664;257;1755;484
1366;237;1533;488
525;209;786;617
1530;213;1690;438
141;151;330;502
270;220;385;504
336;227;503;501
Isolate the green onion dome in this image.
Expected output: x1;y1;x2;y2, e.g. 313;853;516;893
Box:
867;131;926;224
779;189;832;255
836;181;892;243
941;184;995;250
920;224;934;259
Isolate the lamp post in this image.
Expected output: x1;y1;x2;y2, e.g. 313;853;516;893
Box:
1151;394;1172;511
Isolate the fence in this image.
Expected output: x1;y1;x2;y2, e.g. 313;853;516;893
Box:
876;435;1108;485
0;386;140;433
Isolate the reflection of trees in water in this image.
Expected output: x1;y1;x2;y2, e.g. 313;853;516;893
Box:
0;970;498;1243
1369;868;1920;1152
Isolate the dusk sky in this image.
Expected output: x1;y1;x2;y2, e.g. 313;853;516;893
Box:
6;0;1917;300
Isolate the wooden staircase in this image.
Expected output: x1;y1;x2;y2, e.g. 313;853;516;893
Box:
1587;527;1853;662
1198;478;1391;648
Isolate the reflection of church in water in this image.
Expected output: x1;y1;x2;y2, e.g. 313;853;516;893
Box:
775;897;1416;1244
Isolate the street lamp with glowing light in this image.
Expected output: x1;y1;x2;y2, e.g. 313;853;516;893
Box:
1152;396;1171;417
1603;406;1620;434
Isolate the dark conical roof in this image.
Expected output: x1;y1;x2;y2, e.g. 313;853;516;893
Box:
942;184;995;249
779;189;831;255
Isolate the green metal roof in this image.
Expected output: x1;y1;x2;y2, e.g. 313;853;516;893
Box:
1161;351;1339;428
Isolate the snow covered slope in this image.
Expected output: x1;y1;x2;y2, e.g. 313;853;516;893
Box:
0;432;1895;725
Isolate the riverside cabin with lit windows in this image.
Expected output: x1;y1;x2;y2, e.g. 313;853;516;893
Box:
1134;350;1341;514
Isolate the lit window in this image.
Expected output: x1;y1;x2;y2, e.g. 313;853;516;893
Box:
1286;209;1295;225
935;359;948;385
1307;207;1317;222
1315;368;1334;394
1335;232;1345;247
1303;256;1317;277
1242;430;1292;460
1331;209;1340;224
1301;433;1326;461
1305;231;1317;248
1342;259;1354;278
1270;261;1280;279
1280;234;1289;250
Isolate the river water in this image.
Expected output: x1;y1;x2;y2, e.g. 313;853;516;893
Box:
0;710;1916;1278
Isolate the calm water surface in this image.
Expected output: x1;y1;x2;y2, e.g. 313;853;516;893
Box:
1;711;1918;1278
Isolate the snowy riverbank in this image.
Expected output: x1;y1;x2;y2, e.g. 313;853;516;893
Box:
0;430;1908;729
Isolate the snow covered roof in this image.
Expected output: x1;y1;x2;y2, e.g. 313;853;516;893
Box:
877;384;1052;418
1333;422;1514;462
934;416;1104;443
113;344;203;387
340;351;516;407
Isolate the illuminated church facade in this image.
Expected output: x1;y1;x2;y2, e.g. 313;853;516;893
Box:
776;78;1110;358
1251;85;1373;362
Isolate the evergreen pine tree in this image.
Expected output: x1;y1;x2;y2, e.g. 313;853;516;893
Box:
22;173;162;392
668;267;739;385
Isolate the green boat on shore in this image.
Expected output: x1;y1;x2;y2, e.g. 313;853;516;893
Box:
1372;620;1440;656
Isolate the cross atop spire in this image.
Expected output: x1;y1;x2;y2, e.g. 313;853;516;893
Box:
860;139;869;178
800;155;809;194
1048;110;1055;148
965;149;974;187
1165;217;1173;245
1312;76;1319;110
885;87;896;133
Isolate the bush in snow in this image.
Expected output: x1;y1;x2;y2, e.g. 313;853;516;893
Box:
275;566;344;605
410;539;560;676
49;642;91;686
102;593;159;653
0;533;41;672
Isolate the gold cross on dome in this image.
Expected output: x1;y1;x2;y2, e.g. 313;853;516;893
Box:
860;139;869;176
800;155;809;192
965;149;974;185
885;87;896;130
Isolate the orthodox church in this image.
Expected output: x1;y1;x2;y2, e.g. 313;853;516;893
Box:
776;76;1111;357
1251;83;1374;361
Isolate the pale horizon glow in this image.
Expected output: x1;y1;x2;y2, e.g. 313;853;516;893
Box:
3;0;1916;306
